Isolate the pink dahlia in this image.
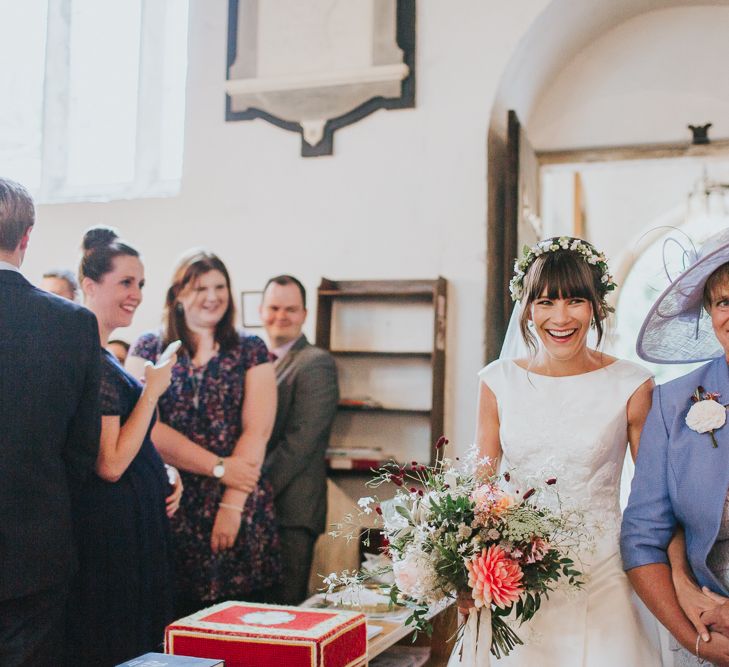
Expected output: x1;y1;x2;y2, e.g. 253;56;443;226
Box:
466;545;524;609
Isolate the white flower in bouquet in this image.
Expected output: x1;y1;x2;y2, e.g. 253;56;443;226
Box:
443;469;459;491
380;498;411;532
357;496;375;514
412;491;439;524
392;546;442;603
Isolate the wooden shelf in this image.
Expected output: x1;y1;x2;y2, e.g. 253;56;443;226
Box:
326;458;385;472
318;278;440;298
331;350;432;358
318;290;434;300
337;404;431;416
326;459;432;473
317;277;446;466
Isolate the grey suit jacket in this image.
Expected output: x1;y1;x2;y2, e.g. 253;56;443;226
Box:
264;335;339;534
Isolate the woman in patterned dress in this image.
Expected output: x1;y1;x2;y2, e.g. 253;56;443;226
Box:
127;250;280;615
67;226;181;665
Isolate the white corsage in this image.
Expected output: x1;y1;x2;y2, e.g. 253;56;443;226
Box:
686;386;727;448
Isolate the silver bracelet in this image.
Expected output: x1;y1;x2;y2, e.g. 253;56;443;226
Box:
218;502;244;513
696;633;705;664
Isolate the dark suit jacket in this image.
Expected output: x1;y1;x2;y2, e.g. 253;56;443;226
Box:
264;335;338;535
0;269;101;601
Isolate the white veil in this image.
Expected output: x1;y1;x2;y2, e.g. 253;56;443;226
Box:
499;302;530;360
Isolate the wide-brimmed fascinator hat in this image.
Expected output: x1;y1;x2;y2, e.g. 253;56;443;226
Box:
637;228;729;364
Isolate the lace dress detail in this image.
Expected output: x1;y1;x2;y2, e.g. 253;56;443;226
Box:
478;358;662;667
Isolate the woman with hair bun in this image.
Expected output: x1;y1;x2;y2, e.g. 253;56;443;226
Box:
66;226;182;666
127;250;280;615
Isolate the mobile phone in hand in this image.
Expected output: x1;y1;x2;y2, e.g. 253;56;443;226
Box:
157;339;181;366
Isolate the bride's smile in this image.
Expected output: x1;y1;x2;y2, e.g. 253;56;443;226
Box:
530;293;593;359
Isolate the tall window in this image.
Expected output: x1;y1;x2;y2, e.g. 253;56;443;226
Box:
0;0;189;202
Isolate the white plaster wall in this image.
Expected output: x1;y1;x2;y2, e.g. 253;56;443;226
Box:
530;5;729;149
20;0;550;454
20;1;729;455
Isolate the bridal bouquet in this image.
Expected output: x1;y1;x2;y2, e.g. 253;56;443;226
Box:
327;438;587;661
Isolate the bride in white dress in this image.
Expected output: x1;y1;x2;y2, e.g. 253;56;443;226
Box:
460;237;662;666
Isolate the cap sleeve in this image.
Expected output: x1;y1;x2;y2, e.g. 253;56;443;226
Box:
477;358;511;395
100;358;124;416
240;331;270;370
130;331;162;364
616;359;655;396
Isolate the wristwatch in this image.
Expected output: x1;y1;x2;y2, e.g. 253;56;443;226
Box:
212;457;226;479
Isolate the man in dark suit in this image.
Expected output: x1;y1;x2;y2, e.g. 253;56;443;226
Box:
260;275;339;605
0;178;101;666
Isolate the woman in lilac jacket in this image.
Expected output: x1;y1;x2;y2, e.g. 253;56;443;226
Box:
622;228;729;666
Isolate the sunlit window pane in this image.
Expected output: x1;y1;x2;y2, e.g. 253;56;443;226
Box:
0;0;187;201
0;0;48;189
65;0;142;188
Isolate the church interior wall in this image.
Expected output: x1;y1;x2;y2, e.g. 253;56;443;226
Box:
19;0;729;454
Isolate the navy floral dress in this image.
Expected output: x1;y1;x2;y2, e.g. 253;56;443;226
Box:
130;331;281;604
67;350;173;666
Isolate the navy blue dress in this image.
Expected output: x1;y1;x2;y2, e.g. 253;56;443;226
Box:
66;350;173;666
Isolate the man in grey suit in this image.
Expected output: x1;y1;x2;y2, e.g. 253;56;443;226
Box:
261;275;339;605
0;178;101;665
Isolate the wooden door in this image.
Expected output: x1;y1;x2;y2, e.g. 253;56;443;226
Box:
486;110;541;362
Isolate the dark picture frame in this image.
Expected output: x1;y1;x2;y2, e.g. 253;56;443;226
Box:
225;0;416;157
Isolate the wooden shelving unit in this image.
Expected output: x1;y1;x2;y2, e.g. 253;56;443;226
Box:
316;277;447;469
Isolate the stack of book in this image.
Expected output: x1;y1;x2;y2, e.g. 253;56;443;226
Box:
326;447;388;470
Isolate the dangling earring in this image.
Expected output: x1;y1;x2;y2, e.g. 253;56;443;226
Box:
590;318;596;330
175;302;184;315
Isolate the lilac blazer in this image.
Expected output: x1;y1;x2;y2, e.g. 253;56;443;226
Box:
621;356;729;593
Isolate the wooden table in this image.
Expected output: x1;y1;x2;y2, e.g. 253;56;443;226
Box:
302;595;456;666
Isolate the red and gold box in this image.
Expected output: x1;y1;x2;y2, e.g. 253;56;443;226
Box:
165;601;367;667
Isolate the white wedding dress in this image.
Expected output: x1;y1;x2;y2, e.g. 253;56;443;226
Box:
470;358;662;667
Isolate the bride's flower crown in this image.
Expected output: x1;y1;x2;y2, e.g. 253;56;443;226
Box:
509;236;617;303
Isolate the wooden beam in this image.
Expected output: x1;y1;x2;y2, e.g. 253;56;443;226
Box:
573;171;584;238
537;138;729;166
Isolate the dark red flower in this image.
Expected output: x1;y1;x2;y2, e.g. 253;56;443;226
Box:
409;487;417;493
522;488;535;500
411;461;418;467
435;435;447;449
417;489;424;496
392;476;403;487
375;506;383;515
546;478;557;485
503;472;511;482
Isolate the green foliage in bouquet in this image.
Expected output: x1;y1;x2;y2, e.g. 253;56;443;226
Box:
327;438;591;658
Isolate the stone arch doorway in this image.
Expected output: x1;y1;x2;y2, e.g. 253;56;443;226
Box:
485;0;729;361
